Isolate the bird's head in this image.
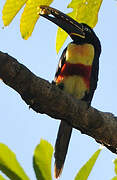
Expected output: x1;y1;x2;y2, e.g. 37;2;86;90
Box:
39;6;101;52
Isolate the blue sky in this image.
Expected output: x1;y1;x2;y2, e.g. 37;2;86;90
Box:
0;0;117;179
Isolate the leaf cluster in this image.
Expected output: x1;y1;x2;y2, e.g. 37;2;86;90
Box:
2;0;102;53
0;140;102;180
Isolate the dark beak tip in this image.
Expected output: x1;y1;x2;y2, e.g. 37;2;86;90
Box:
39;6;86;40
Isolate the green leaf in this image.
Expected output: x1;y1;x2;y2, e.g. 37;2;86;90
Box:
56;0;103;53
113;159;117;175
68;0;103;28
0;143;29;180
2;0;27;26
111;159;117;180
33;139;53;180
20;0;53;40
0;175;6;180
112;177;117;180
74;148;102;180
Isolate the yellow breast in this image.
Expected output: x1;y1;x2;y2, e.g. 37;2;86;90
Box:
66;43;94;65
62;76;88;99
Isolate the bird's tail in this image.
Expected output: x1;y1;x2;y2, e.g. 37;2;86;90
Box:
54;121;72;178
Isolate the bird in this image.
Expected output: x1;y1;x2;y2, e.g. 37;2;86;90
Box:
39;6;101;179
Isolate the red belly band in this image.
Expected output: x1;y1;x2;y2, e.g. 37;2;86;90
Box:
56;62;92;88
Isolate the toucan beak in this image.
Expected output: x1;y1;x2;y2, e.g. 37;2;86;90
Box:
39;6;85;40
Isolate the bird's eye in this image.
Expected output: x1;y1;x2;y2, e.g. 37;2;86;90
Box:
84;27;91;33
85;28;88;31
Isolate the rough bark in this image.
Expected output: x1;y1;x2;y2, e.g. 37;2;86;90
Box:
0;51;117;153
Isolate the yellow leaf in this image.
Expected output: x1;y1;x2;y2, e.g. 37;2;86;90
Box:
68;0;103;28
0;143;29;180
56;0;102;53
20;0;53;40
2;0;27;26
33;139;53;180
0;175;6;180
56;12;76;54
75;148;102;180
56;27;68;54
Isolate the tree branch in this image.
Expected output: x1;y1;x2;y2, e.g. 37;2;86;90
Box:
0;51;117;154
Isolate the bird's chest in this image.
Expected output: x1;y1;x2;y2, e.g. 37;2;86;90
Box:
56;63;92;99
63;75;89;99
56;43;95;99
66;43;94;65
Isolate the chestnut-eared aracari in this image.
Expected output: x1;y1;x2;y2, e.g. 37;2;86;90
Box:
39;6;101;178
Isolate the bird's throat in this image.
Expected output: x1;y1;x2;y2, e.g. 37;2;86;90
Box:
66;43;94;65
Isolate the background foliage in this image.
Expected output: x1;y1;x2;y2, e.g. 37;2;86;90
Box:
0;0;117;179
